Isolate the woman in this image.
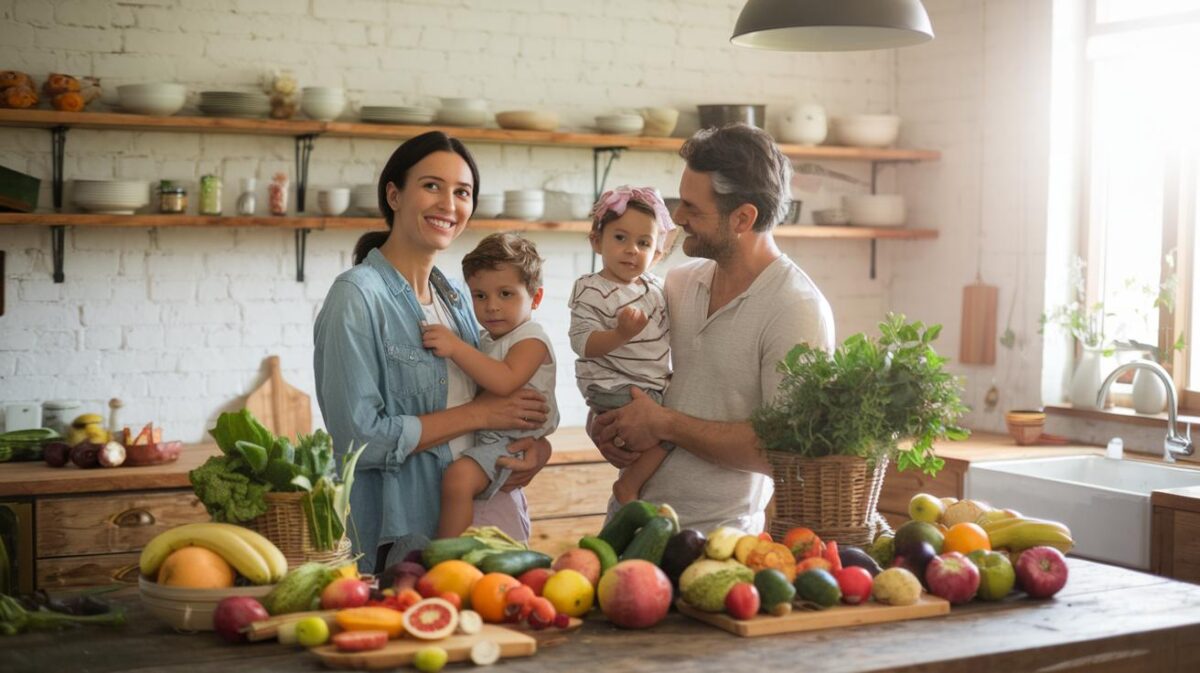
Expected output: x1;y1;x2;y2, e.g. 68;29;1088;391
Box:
314;131;551;573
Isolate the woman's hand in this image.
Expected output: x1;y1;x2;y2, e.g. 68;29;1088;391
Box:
497;437;551;491
474;388;548;431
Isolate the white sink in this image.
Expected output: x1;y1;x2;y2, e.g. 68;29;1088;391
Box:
964;455;1200;570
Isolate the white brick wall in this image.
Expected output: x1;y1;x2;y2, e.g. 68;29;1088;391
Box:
0;0;920;441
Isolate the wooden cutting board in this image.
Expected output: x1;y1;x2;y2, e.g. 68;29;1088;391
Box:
676;594;950;637
245;355;312;439
959;282;998;365
311;625;537;669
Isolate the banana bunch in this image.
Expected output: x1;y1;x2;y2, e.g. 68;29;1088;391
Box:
64;413;108;447
981;516;1074;554
139;522;288;585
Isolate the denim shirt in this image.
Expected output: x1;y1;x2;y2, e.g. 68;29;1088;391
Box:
314;247;480;572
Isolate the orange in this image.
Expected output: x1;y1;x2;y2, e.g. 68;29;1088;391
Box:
942;522;991;555
421;560;483;605
157;546;235;588
469;572;519;623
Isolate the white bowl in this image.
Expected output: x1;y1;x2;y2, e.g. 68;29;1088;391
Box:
440;97;488;110
596;114;645;135
503;201;544;221
496;110;557;132
504;189;544;201
139;576;273;632
641;107;679;137
72;180;150;214
843;194;906;227
811;207;848;226
303;86;344;98
302;93;346;121
474;194;503;219
545;190;593;220
317;188;351;216
435;108;488;127
117;83;186;116
833;114;901;148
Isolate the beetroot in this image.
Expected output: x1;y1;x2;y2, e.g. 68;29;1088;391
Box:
212;596;269;644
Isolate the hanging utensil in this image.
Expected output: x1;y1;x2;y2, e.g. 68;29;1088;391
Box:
960;278;998;365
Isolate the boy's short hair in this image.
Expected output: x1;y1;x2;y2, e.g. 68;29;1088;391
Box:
462;232;543;293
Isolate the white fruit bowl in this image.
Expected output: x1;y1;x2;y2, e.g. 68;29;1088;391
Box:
139;576;274;631
117;83;186;116
833;114;901;148
843;193;906;227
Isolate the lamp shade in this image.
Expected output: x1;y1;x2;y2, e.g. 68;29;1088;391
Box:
731;0;934;51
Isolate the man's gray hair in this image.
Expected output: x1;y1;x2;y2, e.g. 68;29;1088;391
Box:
679;124;793;232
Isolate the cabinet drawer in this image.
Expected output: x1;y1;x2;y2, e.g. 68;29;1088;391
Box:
37;551;142;589
877;463;965;516
36;490;209;558
1170;509;1200;583
524;462;617;519
530;515;606;558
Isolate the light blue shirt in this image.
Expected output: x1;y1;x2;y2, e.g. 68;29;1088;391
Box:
314;247;480;572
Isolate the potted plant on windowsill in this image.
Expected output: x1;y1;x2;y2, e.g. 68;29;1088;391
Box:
1040;256;1114;409
752;314;969;546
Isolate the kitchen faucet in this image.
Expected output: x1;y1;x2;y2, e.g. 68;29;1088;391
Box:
1097;360;1194;463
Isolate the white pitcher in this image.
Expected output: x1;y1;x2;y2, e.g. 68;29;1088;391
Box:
779;103;827;146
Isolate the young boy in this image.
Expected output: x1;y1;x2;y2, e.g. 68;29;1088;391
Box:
422;232;559;538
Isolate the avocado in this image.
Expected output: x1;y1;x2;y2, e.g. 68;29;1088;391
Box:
660;529;707;585
838;545;884;577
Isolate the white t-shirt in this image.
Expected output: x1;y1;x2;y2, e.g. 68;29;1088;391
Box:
568;272;670;397
478;320;560;441
420;295;475;459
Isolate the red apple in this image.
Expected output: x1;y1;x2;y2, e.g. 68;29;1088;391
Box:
517;567;554;596
724;582;760;620
1015;546;1069;599
212;596;269;644
320;577;371;610
925;551;980;604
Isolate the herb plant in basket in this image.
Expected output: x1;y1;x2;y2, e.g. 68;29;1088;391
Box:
752;314;969;543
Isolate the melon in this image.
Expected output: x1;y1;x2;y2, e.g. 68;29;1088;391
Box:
402;598;459;640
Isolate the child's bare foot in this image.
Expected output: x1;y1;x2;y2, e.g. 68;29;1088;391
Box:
612;479;638;505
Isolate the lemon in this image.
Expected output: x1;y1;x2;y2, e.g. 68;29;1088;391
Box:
295;615;330;647
541;568;594;617
414;646;449;673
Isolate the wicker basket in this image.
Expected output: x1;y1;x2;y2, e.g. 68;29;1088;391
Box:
245;492;353;568
766;452;891;547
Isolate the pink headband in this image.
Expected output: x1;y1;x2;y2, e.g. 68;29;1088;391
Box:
590;185;676;250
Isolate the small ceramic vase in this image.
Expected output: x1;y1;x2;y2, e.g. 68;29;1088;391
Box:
779;103;828;146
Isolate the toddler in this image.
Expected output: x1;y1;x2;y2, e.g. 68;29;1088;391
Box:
568;186;675;504
423;232;559;538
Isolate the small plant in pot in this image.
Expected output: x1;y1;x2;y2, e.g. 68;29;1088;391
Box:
752;314;969;542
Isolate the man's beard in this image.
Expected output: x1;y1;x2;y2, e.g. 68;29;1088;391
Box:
682;222;736;262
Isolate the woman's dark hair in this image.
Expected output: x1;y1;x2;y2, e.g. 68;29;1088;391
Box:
352;131;481;265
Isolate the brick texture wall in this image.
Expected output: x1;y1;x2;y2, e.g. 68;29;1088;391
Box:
0;0;928;441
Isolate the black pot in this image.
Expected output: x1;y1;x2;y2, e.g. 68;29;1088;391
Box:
697;104;767;129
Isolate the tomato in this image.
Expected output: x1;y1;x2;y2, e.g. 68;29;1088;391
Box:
834;566;873;605
823;540;843;573
333;630;389;652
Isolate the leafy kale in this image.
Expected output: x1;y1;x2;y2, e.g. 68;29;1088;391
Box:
188;456;269;522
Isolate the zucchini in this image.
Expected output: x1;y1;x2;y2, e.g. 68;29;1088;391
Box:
579;535;618;576
597;500;658;554
620;516;677;565
476;550;552;576
422;536;488;567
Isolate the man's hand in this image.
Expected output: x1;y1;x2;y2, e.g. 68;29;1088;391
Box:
615;307;649;340
498;436;551;491
422;323;462;358
591;388;667;467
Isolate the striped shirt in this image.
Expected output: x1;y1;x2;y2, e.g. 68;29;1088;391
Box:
567;272;671;399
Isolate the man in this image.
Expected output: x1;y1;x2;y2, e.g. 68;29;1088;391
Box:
592;123;835;533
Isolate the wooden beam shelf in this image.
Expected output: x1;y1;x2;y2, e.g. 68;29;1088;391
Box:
0;109;941;162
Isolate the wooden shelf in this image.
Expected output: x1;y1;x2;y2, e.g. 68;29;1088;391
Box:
0;109;941;162
0;212;936;240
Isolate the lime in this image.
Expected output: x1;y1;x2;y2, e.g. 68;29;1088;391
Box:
413;646;449;673
294;616;330;647
794;569;841;608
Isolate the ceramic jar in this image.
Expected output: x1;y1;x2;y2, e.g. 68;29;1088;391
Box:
779;103;828;146
1131;364;1169;414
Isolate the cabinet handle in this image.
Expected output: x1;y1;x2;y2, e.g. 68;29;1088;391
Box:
112;509;155;527
114;564;140;583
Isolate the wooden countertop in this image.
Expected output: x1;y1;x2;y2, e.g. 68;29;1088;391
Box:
0;429;604;498
5;557;1199;673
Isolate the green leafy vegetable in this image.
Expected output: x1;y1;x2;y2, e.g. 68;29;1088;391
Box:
209;409;275;457
188;456;270;522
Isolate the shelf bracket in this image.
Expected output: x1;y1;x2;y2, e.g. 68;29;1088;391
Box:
869;239;877;280
50;125;68;211
592;147;625;202
294;228;310;282
294;134;317;214
870;161;879;195
51;224;66;283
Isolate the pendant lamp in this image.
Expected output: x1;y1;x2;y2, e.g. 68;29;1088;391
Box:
731;0;934;51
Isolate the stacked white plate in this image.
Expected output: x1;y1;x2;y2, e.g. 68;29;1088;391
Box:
117;83;186;116
72;180;149;214
436;97;489;127
360;106;435;125
545;190;592;220
504;189;544;221
301;87;346;121
350;184;377;215
198;91;270;118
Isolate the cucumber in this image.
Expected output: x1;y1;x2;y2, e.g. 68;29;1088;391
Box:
476;550;552;576
579;535;618;576
620;516;677;565
422;536;488;567
597;500;659;554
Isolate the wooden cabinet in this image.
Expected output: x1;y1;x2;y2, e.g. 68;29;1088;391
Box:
876;460;967;529
1152;503;1200;584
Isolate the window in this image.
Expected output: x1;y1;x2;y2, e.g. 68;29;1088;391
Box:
1081;1;1200;408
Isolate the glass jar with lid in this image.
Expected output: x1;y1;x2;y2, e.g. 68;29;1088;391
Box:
159;181;187;214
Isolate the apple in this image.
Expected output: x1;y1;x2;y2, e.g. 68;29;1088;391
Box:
517;567;554;596
724;582;760;620
967;549;1016;601
212;596;269;644
1015;546;1069;599
321;577;371;610
908;493;945;524
834;566;873;605
924;552;980;604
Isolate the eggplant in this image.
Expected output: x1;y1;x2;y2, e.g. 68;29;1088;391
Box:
838;545;884;577
659;529;707;586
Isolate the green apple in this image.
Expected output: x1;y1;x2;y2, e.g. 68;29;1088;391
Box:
967;549;1016;601
414;646;449;673
908;493;945;524
294;615;330;647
